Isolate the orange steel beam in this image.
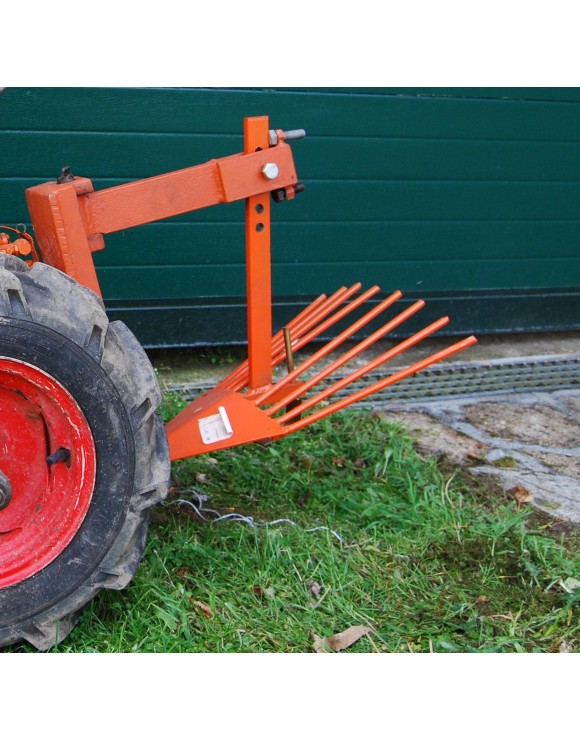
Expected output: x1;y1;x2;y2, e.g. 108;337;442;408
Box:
79;143;298;235
244;116;273;389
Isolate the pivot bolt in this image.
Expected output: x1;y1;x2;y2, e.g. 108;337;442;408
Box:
0;470;12;511
261;163;279;180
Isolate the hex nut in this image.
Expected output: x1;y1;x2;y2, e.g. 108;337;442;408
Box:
261;163;279;180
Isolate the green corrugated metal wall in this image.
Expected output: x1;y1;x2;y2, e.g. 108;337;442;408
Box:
1;87;579;347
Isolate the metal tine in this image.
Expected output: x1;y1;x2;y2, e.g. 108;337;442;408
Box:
276;285;383;357
264;286;357;371
217;286;357;392
214;291;334;391
265;299;426;417
275;316;452;424
222;283;367;393
254;288;402;406
236;283;368;395
281;334;478;432
223;286;357;393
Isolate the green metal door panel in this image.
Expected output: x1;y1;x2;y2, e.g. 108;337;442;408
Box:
10;131;580;182
93;259;580;301
91;220;580;267
6;87;580;140
1;86;579;346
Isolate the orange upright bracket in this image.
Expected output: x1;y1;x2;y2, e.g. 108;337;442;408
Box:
25;177;104;296
244;116;273;390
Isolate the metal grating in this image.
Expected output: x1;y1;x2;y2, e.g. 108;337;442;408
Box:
166;353;580;406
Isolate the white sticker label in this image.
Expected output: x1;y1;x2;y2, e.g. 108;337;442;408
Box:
198;406;234;445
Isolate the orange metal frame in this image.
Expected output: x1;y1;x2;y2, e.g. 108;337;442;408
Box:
22;115;477;463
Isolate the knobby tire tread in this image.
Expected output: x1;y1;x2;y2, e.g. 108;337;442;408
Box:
0;255;170;649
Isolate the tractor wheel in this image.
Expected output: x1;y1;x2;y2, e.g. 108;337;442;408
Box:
0;254;170;649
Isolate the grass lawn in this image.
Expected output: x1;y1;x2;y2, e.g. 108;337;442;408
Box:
8;394;580;653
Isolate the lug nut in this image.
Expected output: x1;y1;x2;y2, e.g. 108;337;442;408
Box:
0;470;12;510
261;163;279;180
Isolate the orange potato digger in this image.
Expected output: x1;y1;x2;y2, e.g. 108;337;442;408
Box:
0;116;476;649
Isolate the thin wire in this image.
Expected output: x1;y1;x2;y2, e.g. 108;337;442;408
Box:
167;493;344;542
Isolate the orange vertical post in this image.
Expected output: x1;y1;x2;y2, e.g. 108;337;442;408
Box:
244;116;273;389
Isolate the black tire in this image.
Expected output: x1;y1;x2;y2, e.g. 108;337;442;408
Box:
0;254;170;649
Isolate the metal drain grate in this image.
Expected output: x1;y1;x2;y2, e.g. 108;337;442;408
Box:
166;353;580;406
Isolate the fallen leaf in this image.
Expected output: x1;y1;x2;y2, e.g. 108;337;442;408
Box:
509;485;533;507
561;577;580;593
353;456;367;468
474;595;489;606
331;456;346;468
312;625;372;653
195;473;208;484
559;641;572;653
308;581;322;598
192;600;213;619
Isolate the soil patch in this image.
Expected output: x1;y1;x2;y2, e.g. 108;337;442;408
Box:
386;411;490;466
463;402;579;448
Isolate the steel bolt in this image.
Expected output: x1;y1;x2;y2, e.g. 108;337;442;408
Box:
261;163;279;180
0;470;12;510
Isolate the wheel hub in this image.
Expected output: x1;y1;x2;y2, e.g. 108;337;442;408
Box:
0;357;97;588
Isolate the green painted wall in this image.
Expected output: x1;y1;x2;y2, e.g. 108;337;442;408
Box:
1;87;579;346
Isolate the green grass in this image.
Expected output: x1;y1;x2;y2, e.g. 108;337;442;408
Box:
9;396;580;652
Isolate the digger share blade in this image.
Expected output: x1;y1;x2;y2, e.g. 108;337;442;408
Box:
165;284;477;460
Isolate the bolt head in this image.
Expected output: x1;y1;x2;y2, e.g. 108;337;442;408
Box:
261;162;279;180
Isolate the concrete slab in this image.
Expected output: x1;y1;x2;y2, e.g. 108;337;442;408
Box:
383;390;580;526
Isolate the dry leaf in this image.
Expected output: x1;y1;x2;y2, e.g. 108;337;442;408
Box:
192;600;213;619
560;577;580;593
353;456;367;469
509;485;533;507
308;581;322;598
474;595;489;606
312;625;372;653
331;457;346;468
195;473;208;484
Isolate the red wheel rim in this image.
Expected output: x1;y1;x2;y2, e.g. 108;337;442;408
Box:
0;357;96;587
